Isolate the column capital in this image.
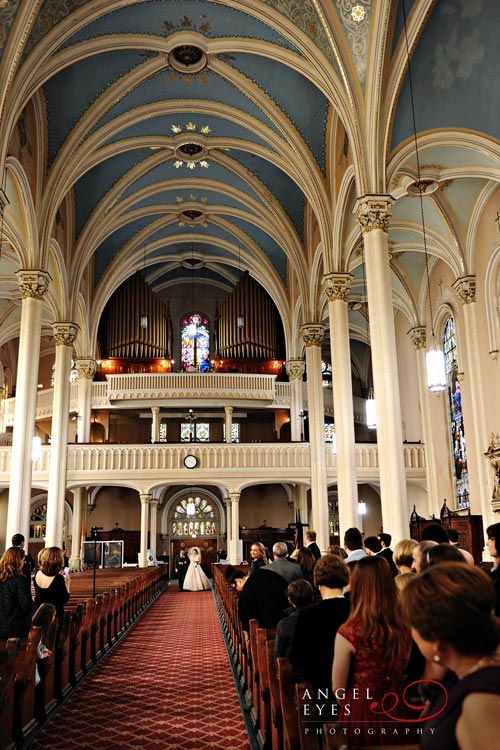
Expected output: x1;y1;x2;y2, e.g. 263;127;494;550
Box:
16;269;51;299
285;359;305;380
140;493;152;505
75;358;96;380
224;405;233;415
151;405;160;415
408;326;427;350
228;492;240;503
452;275;476;304
149;498;160;509
52;322;79;347
300;324;325;348
323;272;352;303
354;194;394;234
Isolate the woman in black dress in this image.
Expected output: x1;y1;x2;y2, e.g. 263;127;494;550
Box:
34;546;70;623
0;546;34;638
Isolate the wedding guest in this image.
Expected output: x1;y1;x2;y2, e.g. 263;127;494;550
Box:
224;565;288;632
274;579;314;659
249;542;269;575
0;547;35;638
412;540;437;573
12;532;35;580
400;563;500;750
331;555;411;746
290;546;316;586
486;522;500;615
393;538;418;574
34;547;70;624
304;529;321;560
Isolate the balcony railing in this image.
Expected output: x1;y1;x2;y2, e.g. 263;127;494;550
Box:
0;442;426;485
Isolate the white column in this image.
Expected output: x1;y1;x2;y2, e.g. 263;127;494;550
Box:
453;277;495;534
69;487;85;570
151;406;160;444
75;359;96;443
285;359;305;441
294;484;308;524
323;273;359;533
228;492;240;564
355;196;407;543
408;327;441;517
45;323;79;547
138;493;151;568
7;270;50;550
149;498;159;561
224;406;233;443
225;498;231;558
301;324;329;554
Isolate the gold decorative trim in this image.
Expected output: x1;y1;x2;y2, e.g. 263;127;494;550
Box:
285;359;306;380
52;322;79;347
452;276;476;305
408;326;426;350
16;269;50;300
74;358;96;380
301;324;325;347
354;194;394;234
323;272;352;302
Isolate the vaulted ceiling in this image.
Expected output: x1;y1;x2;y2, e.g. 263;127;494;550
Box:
0;0;499;358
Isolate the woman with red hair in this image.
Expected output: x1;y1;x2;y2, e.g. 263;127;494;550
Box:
331;555;411;746
0;546;35;638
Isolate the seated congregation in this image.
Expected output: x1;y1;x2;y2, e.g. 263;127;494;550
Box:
215;523;500;750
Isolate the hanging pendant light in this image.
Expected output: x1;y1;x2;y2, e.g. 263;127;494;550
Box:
366;388;377;430
140;243;148;329
403;0;445;392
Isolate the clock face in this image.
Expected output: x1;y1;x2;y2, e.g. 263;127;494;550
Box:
183;454;198;469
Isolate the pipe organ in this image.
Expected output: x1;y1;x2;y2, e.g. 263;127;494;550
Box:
103;273;171;359
217;271;281;359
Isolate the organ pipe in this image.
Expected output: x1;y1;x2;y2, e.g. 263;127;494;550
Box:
104;273;168;359
217;271;282;359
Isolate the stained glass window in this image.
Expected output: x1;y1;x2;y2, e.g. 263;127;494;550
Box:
443;317;470;509
51;359;79;387
180;422;210;442
172;495;216;537
222;423;241;442
324;423;335;442
159;423;167;442
181;313;210;371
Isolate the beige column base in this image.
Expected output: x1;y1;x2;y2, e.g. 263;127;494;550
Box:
69;556;81;571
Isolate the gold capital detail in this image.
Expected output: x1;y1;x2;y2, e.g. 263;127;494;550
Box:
140;494;152;505
75;358;96;380
323;273;352;302
301;324;325;348
16;269;50;300
452;276;476;304
229;493;240;503
52;322;79;347
408;326;427;350
285;359;306;381
355;194;393;234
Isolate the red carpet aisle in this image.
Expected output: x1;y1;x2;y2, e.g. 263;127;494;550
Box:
29;586;251;750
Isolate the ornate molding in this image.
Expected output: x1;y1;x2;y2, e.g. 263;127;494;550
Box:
300;324;325;348
52;322;79;347
354;194;394;234
485;436;500;511
323;272;352;303
408;326;426;350
452;275;476;304
140;493;152;505
74;358;96;380
285;359;306;381
228;492;240;503
16;269;50;300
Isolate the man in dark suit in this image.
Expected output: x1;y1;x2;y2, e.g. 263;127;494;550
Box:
174;548;190;591
12;533;35;581
224;565;289;632
378;533;398;576
263;541;303;584
305;529;321;560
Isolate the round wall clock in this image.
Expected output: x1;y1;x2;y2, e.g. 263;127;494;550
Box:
183;454;198;469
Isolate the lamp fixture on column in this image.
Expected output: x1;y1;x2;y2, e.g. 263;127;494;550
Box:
403;0;446;392
237;245;245;329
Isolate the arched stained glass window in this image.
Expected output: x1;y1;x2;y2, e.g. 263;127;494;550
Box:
443;317;470;509
181;313;210;371
171;494;217;537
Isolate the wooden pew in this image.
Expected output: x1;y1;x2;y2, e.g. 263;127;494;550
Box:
265;639;283;750
0;638;18;750
256;626;276;750
54;610;73;702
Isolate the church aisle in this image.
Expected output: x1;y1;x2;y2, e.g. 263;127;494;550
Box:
29;584;251;750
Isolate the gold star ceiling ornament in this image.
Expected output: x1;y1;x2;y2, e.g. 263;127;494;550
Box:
171;123;211;169
351;5;366;23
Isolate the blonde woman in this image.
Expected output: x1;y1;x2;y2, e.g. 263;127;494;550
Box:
249;542;269;575
34;547;70;623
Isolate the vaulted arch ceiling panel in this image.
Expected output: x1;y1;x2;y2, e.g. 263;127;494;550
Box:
232;151;304;238
223;216;287;282
43;49;147;164
224;53;328;172
391;0;418;56
103;115;273;150
74;148;154;235
403;145;497;170
128;189;256;215
439;178;487;236
392;0;499;151
57;0;302;54
93;216;158;281
392;194;450;237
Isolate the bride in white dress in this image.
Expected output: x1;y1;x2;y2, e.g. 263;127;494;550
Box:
183;547;211;591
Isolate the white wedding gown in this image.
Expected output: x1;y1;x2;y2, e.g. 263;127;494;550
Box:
183;549;211;591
